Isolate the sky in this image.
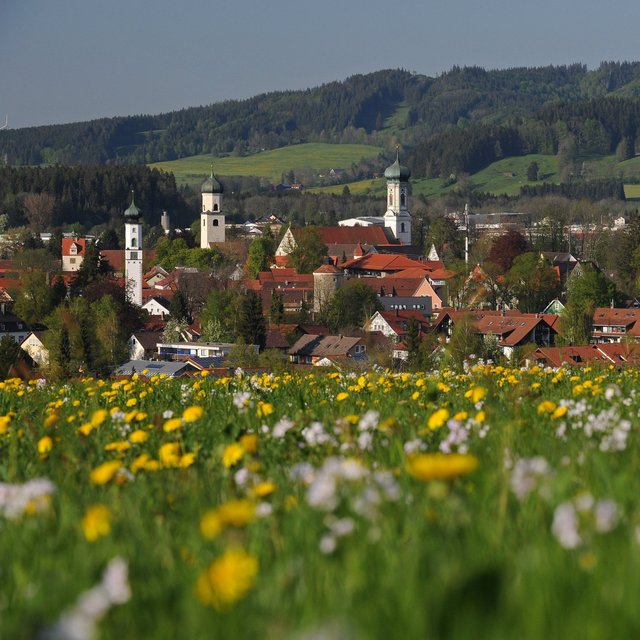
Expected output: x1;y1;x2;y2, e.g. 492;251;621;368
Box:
2;0;640;130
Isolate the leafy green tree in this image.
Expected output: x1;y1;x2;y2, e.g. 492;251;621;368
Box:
93;295;128;370
162;318;189;344
246;237;272;279
425;216;463;261
506;253;560;313
200;288;242;342
0;335;24;379
326;280;381;332
69;241;109;297
526;161;539;181
444;313;482;371
237;291;266;351
288;228;328;274
559;264;616;345
13;270;54;325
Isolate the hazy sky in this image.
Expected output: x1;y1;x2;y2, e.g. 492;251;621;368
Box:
2;0;640;129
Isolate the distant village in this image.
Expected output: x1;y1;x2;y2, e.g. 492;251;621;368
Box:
2;150;640;379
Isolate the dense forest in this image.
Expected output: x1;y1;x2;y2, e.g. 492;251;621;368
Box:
4;62;640;178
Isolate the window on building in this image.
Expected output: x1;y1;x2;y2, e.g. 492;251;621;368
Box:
401;223;406;233
203;219;206;226
131;238;137;247
213;204;219;211
130;252;138;260
389;192;393;206
213;219;219;227
400;192;406;206
70;257;76;264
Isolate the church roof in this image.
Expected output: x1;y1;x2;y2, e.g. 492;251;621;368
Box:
384;149;411;181
124;192;142;222
201;171;223;194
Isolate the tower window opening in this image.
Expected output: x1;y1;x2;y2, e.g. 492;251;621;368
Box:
213;204;219;211
213;219;219;227
400;192;406;206
401;223;406;233
389;192;393;206
131;238;137;247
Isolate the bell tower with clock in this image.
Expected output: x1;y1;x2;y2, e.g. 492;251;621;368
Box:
383;147;412;244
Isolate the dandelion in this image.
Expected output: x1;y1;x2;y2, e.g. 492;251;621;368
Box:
256;402;273;417
89;461;122;485
196;547;258;610
427;408;449;431
37;435;53;458
82;504;112;542
163;417;183;432
159;442;182;467
406;453;478;481
222;443;245;468
336;392;349;402
183;406;204;423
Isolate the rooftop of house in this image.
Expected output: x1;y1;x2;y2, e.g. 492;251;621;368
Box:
288;334;364;357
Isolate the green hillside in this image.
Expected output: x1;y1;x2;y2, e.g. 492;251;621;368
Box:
150;143;383;186
312;152;640;200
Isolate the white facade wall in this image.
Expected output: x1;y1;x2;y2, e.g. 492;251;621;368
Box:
125;221;143;306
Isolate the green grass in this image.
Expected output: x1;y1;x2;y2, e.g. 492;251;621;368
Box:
624;184;640;199
150;143;383;186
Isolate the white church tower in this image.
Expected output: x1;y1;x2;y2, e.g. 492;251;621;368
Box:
124;191;143;307
383;148;412;245
200;168;225;248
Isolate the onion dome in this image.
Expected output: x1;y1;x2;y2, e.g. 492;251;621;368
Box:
201;170;223;194
124;191;142;221
384;148;411;181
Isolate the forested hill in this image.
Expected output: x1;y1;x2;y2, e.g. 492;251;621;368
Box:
3;62;640;177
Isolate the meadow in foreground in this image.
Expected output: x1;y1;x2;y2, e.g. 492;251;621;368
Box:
2;364;640;639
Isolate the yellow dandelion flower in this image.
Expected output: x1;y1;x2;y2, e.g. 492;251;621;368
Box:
125;398;137;408
239;434;258;454
131;453;151;473
0;415;11;435
179;452;197;468
336;392;349;402
217;499;256;527
427;408;450;431
89;460;122;485
183;405;204;423
253;481;277;497
90;409;108;427
453;411;469;421
256;402;273;417
129;429;149;444
104;441;131;453
37;435;53;457
552;405;568;419
200;510;223;539
537;400;557;414
159;442;182;467
43;413;58;429
475;410;486;423
196;547;258;610
163;417;183;432
82;504;111;542
406;453;479;481
222;443;245;468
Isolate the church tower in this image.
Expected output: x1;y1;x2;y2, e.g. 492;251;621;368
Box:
383;148;412;244
124;191;143;307
201;168;225;248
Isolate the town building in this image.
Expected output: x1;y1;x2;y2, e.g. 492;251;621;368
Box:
124;192;143;306
200;170;225;247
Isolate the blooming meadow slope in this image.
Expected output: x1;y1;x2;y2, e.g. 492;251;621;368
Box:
2;366;640;638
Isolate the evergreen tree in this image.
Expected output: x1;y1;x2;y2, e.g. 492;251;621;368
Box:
0;335;23;379
237;291;266;351
169;290;190;322
404;317;422;370
269;292;285;324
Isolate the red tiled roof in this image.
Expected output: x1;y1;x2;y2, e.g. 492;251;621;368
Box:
293;226;391;246
62;237;87;256
341;254;428;272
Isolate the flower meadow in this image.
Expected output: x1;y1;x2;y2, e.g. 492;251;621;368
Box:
3;366;640;638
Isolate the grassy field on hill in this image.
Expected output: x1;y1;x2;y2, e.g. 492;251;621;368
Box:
312;152;640;200
150;143;383;186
